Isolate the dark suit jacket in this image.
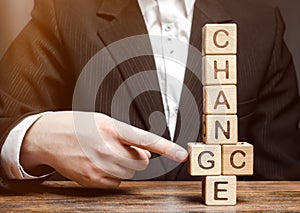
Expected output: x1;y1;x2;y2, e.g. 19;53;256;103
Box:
0;0;300;190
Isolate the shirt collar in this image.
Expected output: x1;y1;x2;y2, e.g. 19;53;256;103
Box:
138;0;196;17
137;0;156;17
184;0;196;17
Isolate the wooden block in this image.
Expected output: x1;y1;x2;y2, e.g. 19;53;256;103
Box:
202;23;237;55
203;115;238;145
202;176;237;205
188;143;221;176
202;55;237;85
203;85;237;114
222;142;254;175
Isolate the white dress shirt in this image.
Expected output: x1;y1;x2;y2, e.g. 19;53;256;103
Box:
138;0;195;139
0;0;196;179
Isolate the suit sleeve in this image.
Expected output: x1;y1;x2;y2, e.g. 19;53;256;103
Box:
251;7;300;180
0;0;74;188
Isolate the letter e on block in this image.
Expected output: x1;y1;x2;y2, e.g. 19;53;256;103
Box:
203;115;238;145
222;142;254;175
202;176;236;206
188;143;221;176
202;24;237;55
203;85;237;114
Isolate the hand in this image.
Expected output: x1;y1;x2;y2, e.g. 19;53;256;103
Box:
20;111;188;189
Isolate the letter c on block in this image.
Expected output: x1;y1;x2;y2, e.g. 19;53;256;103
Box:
213;29;230;49
230;150;246;169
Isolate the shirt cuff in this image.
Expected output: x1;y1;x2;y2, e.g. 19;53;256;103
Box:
1;112;55;180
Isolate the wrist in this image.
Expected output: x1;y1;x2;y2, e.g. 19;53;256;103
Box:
20;116;55;176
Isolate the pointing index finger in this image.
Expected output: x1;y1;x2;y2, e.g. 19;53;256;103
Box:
114;120;188;162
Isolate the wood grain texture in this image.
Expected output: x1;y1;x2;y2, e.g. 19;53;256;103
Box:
222;142;254;176
202;24;237;55
0;181;299;212
203;115;238;145
202;176;237;205
203;85;237;114
188;142;221;176
202;55;237;85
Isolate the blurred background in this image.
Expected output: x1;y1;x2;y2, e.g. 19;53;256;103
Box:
0;0;34;58
0;0;299;92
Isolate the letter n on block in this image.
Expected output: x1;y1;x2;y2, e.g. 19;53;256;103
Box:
203;115;238;145
203;85;237;114
202;176;236;205
188;143;221;176
222;142;254;175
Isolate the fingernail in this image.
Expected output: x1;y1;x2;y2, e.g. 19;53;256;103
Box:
175;150;188;162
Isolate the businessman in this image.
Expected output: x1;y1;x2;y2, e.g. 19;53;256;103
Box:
0;0;300;190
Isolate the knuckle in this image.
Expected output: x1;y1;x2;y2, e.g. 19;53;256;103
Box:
124;170;136;180
80;163;106;186
96;115;118;138
95;146;112;159
81;174;111;189
105;180;121;189
87;161;103;174
98;178;112;188
101;124;117;138
94;115;113;134
84;174;102;186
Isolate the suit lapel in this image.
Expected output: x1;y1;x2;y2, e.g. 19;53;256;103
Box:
97;0;148;42
95;0;233;180
96;1;171;180
96;0;170;139
174;0;233;145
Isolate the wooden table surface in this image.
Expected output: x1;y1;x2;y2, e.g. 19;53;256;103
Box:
0;181;300;212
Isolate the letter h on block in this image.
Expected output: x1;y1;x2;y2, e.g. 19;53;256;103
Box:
201;23;239;206
188;23;249;206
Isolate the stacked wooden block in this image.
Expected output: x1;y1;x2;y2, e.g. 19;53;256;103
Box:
188;24;254;206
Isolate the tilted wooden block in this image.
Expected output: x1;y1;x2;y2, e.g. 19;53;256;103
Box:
222;142;254;175
202;55;237;85
188;143;221;176
202;23;237;55
202;176;236;206
203;85;237;114
203;115;238;145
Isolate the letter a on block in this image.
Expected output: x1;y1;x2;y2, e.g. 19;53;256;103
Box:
202;24;237;55
202;176;236;205
203;85;237;114
222;142;254;175
188;143;221;176
203;115;238;145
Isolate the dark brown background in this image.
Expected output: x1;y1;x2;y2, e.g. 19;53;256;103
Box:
0;0;299;92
